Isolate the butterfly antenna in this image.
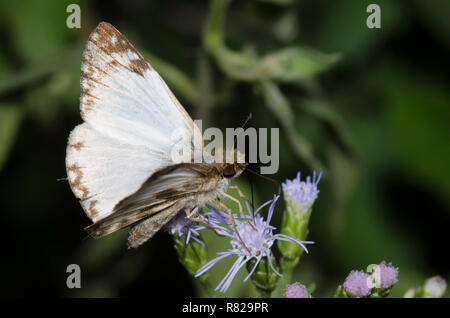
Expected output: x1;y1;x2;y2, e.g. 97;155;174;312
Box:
246;168;281;195
250;175;255;213
234;113;253;148
243;169;255;213
241;113;252;128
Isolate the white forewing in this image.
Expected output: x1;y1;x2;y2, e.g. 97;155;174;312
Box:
66;22;202;222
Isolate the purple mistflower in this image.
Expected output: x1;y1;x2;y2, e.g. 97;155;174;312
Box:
284;282;309;298
282;171;322;212
343;270;372;297
378;261;399;289
424;276;447;298
195;195;314;293
164;210;206;245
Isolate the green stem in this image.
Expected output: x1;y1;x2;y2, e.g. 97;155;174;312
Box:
258;288;273;298
276;267;293;297
247;255;279;298
173;235;213;297
332;285;347;298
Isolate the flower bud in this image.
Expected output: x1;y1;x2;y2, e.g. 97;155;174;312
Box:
403;288;417;298
282;171;321;214
284;282;310;298
278;171;321;269
424;276;447;298
343;270;372;297
367;261;398;292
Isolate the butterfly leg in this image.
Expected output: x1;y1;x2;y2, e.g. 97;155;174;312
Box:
185;206;200;219
228;185;247;200
185;207;224;237
228;185;252;216
213;199;251;254
229;185;259;230
221;193;257;236
222;192;244;217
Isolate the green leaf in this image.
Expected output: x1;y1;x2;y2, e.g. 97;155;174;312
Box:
0;64;56;97
254;47;340;82
209;45;339;82
313;0;403;60
273;11;299;43
256;0;294;5
204;0;339;82
258;81;324;170
297;98;355;155
2;0;85;65
0;104;23;173
0;41;82;98
326;143;359;237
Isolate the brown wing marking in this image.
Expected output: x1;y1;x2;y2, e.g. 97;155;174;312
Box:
127;201;186;248
80;22;151;116
112;163;219;214
85;163;220;239
84;199;177;239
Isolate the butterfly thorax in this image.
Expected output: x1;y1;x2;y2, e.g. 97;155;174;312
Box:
210;148;247;178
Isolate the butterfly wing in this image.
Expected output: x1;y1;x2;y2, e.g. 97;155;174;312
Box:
66;22;202;224
113;163;217;215
84;163;218;239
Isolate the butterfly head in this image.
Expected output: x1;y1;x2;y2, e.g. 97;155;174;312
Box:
216;149;247;179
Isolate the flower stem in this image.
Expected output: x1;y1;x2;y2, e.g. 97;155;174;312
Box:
332;285;347;298
277;268;293;297
173;235;213;296
276;207;311;297
246;254;280;298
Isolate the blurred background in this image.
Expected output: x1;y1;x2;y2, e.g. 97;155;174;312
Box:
0;0;449;297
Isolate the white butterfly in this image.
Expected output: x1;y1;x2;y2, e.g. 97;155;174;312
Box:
66;22;247;248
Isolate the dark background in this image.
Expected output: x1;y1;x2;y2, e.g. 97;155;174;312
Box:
0;0;448;297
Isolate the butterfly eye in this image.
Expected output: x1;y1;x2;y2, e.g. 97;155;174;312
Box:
223;165;236;178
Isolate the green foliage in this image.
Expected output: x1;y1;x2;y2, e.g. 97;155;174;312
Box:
383;70;450;197
0;0;448;298
204;0;339;83
278;206;311;269
246;254;280;297
0;105;23;172
174;235;211;292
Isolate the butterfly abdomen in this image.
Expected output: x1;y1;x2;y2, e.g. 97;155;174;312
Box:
127;203;183;248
